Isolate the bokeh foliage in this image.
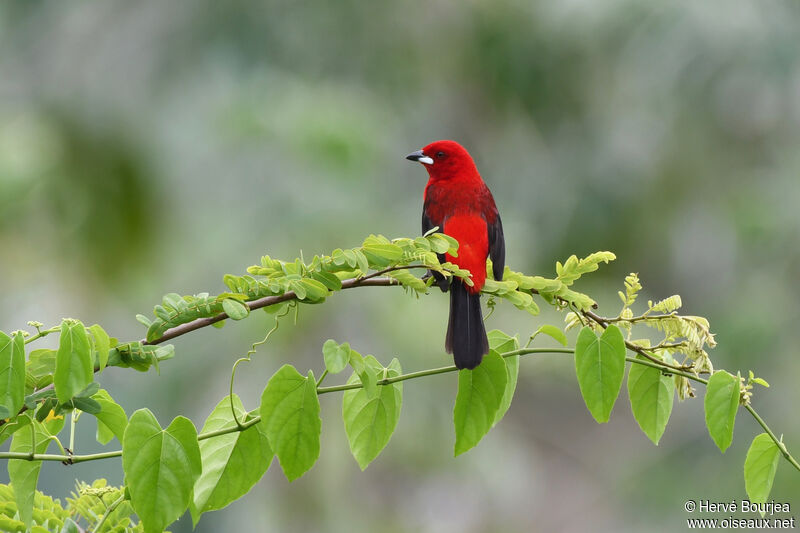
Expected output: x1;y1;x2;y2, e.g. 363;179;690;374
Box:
1;0;799;531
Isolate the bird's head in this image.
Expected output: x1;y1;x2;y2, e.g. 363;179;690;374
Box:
406;140;479;181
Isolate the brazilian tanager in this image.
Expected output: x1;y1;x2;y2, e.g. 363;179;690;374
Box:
406;140;505;369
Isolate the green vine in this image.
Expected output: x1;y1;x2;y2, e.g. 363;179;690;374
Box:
0;233;795;532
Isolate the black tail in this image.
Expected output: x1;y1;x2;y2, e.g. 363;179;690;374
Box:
445;279;489;369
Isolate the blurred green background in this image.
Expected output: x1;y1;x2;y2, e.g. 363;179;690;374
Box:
1;0;799;531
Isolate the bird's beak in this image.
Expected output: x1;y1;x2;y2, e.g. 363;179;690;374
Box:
406;149;434;165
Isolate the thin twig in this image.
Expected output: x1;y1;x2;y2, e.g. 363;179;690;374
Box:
582;309;693;372
356;264;430;282
92;492;125;533
142;277;400;345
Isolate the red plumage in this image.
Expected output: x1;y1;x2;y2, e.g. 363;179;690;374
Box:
407;140;505;369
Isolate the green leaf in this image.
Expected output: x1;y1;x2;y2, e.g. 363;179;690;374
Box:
322;340;350;374
453;351;508;456
111;342;173;373
122;409;202;533
222;298;249;320
0;411;31;445
8;419;42;529
23;387;56;410
88;324;110;373
495;355;518;427
704;370;740;453
388;269;427;291
191;394;273;525
135;314;152;327
627;355;675;444
347;349;379;398
574;325;626;423
92;389;128;445
426;233;449;253
60;518;81;533
54;320;93;404
487;330;520;426
352;248;370;273
361;243;404;267
298;278;329;300
96;417;115;446
331;248;347;266
71;396;102;415
0;331;26;419
487;329;517;355
414;235;432;251
288;279;307;300
35;398;58;423
0;516;24;533
557;287;597;311
527;276;563;293
342;357;402;469
8;415;64;528
535;324;568;346
342;248;359;268
146;320;166;343
348;349;365;375
556;251;616;285
311;270;343;291
75;381;100;398
263;302;290;315
358;362;378;399
744;433;781;505
259;366;321;481
427;232;458;255
25;348;56;390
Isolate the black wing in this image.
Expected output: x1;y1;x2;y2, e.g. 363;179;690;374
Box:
422;209;449;292
421;209;437;236
488;213;505;281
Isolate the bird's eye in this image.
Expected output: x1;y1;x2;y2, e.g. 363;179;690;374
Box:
436;151;446;158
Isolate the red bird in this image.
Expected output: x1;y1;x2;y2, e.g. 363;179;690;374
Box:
406;140;505;369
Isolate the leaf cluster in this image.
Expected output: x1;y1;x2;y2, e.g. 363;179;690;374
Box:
0;479;141;533
0;234;794;532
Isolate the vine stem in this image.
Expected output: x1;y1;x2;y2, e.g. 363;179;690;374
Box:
0;347;568;463
23;326;60;345
623;355;707;384
69;410;79;455
744;404;800;472
92;492;125;533
228;305;292;428
9;346;797;475
0;416;264;463
316;347;573;394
